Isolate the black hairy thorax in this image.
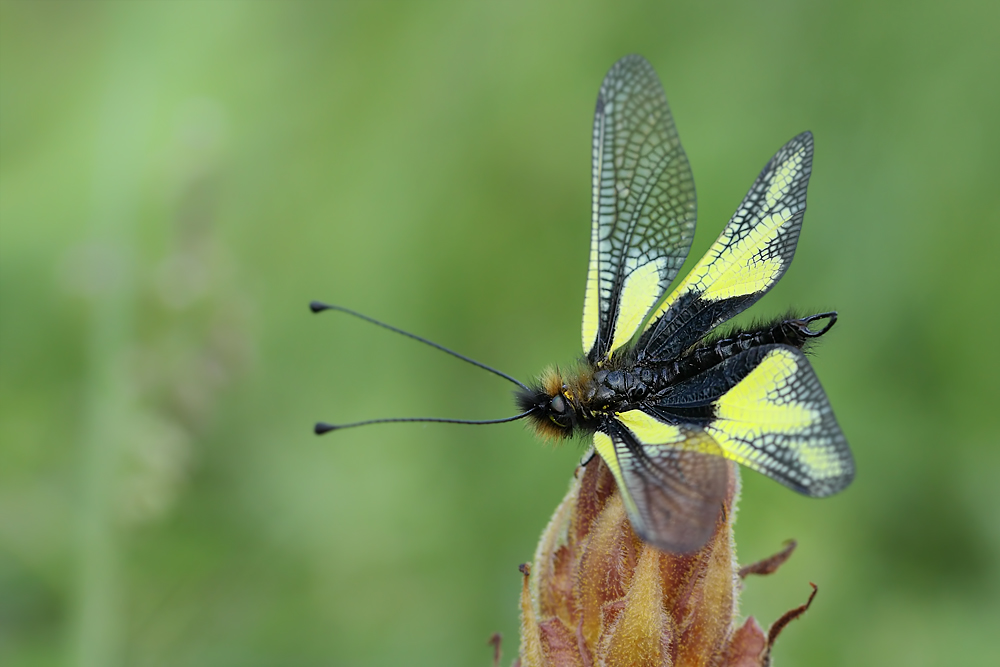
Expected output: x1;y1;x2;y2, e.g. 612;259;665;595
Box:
516;312;837;440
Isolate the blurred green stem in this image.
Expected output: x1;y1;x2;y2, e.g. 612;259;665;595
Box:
71;8;158;667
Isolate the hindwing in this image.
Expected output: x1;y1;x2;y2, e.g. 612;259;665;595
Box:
647;344;854;497
582;55;697;363
591;426;729;554
637;132;814;362
592;344;853;551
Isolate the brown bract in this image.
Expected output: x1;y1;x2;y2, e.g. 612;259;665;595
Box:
516;456;813;667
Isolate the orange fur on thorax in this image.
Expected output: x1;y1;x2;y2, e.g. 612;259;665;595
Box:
527;362;596;441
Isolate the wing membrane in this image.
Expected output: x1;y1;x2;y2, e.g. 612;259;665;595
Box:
593;343;851;552
582;55;696;363
637;132;814;362
653;344;854;497
592;426;728;554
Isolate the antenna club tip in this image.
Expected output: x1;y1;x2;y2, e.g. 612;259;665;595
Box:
309;301;331;313
314;422;338;435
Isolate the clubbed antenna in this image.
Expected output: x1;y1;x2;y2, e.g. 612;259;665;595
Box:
314;410;537;435
310;301;536;434
310;301;530;390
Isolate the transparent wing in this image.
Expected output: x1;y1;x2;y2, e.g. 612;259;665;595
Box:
650;344;854;497
592;425;728;554
582;55;697;363
637;132;814;362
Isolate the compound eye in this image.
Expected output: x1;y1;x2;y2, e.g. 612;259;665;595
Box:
549;394;566;414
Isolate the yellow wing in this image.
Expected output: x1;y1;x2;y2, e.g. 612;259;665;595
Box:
637;132;814;363
582;55;696;363
705;345;853;496
591;343;853;552
649;344;854;497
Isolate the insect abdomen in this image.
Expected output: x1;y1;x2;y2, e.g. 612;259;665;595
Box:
665;312;837;386
588;312;838;406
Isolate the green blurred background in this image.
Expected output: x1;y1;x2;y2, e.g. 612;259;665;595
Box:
2;1;998;665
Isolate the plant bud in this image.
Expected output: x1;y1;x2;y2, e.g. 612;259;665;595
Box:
517;456;815;667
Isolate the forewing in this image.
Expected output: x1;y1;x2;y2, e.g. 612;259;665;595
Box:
653;344;854;497
637;132;814;362
592;422;728;554
582;55;696;363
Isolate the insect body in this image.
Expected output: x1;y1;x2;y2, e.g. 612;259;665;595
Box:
314;54;854;555
514;55;854;553
518;312;837;434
